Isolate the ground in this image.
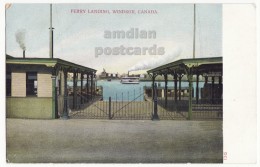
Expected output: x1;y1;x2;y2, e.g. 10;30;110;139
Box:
6;119;223;163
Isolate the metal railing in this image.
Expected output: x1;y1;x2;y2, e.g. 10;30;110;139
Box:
109;92;152;120
66;85;222;120
192;98;223;119
155;97;223;120
68;90;153;120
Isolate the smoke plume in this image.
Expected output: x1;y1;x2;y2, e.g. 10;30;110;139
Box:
128;47;182;72
15;29;26;51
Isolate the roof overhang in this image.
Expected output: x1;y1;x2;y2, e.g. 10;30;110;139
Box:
6;57;96;73
147;57;222;75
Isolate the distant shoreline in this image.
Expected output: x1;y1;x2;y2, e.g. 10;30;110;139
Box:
67;79;206;82
95;79;205;82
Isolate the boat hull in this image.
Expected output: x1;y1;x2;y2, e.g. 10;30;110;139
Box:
121;82;139;84
120;77;140;84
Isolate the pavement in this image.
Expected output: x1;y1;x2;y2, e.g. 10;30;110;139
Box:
6;118;223;163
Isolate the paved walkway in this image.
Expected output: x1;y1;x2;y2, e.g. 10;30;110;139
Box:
6;119;223;163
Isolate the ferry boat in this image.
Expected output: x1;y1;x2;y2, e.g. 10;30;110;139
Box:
120;77;140;84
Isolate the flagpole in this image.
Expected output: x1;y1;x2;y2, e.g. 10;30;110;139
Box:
193;4;196;59
49;4;54;59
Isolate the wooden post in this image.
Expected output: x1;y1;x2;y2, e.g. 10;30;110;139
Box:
73;72;77;109
86;74;89;102
219;76;222;104
62;69;69;119
212;76;215;104
205;76;208;84
174;74;178;101
219;76;222;85
164;74;168;108
51;75;56;119
109;97;112;119
152;83;159;120
178;75;182;101
91;73;93;100
188;73;193;120
80;73;83;105
196;74;199;104
152;75;155;100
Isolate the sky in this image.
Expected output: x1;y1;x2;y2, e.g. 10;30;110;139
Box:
5;3;222;74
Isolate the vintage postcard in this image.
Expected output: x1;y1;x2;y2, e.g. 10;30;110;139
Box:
1;1;258;166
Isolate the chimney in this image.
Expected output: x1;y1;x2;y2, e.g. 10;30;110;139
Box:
23;50;25;58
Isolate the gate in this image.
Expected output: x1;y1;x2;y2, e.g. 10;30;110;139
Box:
69;84;222;120
69;90;153;120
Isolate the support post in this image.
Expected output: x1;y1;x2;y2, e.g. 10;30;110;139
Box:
73;72;77;109
62;70;69;119
86;74;89;102
205;76;208;84
174;74;178;101
212;76;215;104
188;73;193;120
51;75;56;119
80;73;83;105
219;76;222;104
91;74;93;100
219;76;222;85
94;75;97;96
178;75;182;101
196;74;199;104
164;74;168;108
152;75;155;100
109;97;112;119
152;83;159;120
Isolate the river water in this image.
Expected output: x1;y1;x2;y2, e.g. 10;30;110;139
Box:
97;80;204;101
68;80;204;101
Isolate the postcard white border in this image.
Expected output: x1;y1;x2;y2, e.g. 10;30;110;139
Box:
0;0;259;167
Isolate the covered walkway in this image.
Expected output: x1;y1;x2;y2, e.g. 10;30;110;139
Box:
147;57;223;120
6;55;97;119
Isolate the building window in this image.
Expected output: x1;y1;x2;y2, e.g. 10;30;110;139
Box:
26;72;37;96
6;72;11;96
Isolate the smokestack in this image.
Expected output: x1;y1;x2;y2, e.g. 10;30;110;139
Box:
23;50;25;58
128;71;130;77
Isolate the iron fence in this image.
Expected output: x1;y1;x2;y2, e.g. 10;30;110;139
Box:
67;86;222;120
69;91;153;120
192;98;223;119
